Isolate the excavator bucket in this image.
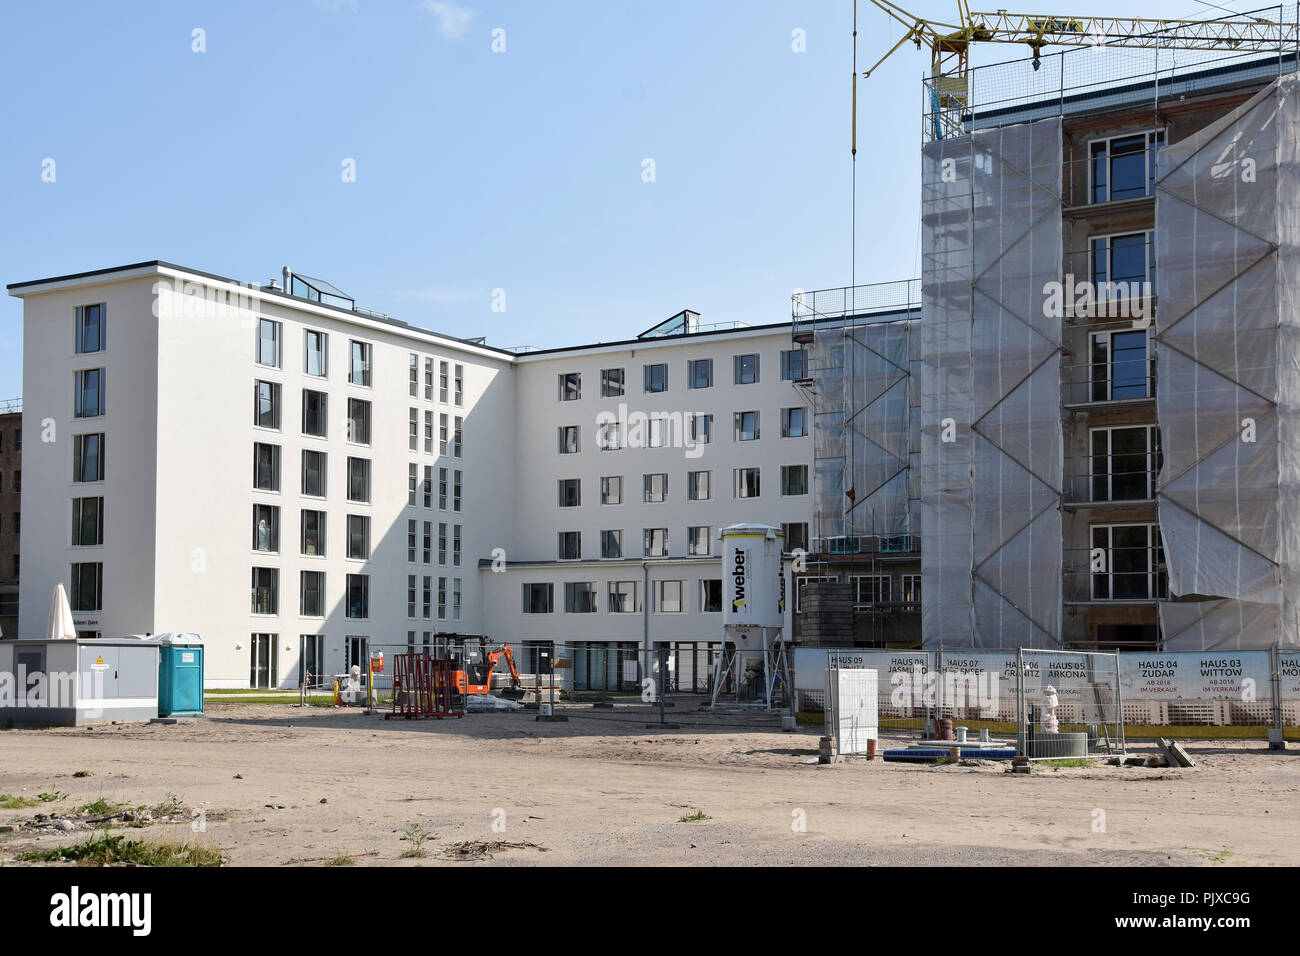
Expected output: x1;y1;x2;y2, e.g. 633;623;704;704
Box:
499;686;527;701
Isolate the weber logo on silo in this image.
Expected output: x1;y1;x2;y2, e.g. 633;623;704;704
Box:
731;547;746;611
49;886;152;936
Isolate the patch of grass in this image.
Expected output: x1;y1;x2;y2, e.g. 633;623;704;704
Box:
677;810;711;823
0;794;38;810
1198;847;1233;864
78;797;127;816
152;793;183;816
325;854;356;867
38;792;66;803
72;770;93;778
18;832;222;867
1040;758;1095;770
400;822;432;858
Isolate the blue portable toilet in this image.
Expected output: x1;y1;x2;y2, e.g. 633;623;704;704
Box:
155;633;204;716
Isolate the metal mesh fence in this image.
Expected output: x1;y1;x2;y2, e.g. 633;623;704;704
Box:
1016;648;1124;758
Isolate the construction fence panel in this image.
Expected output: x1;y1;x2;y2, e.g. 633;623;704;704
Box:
1016;648;1125;758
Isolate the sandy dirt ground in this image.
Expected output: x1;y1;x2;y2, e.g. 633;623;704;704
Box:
1;699;1296;866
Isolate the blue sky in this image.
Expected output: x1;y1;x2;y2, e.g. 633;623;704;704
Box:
0;0;1265;398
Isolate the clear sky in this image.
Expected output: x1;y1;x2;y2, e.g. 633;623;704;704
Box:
0;0;1268;399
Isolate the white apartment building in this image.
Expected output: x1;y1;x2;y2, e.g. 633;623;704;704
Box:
8;262;811;688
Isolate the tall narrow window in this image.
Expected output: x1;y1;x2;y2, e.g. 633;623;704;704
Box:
438;360;447;402
302;450;326;497
347;515;371;560
255;381;281;429
301;571;325;617
454;364;464;406
253;443;280;492
346;573;369;618
409;354;419;396
71;562;103;612
349;340;372;386
71;497;104;547
251;567;278;615
76;303;105;353
302;389;328;437
347;398;371;445
252;503;279;552
304;329;328;377
74;369;104;418
559;372;581;401
347;457;370;503
257;318;281;368
73;434;105;483
301;509;326;556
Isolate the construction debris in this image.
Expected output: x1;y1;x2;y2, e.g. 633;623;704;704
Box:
439;839;548;861
1158;738;1196;768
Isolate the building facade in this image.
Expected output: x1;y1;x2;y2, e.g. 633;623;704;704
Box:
0;404;20;639
8;263;812;687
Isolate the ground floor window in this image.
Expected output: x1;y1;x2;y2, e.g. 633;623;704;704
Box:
299;634;325;688
251;633;278;689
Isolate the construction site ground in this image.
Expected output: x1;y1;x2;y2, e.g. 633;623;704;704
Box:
1;697;1295;866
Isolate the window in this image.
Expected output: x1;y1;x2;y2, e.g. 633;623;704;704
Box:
781;407;808;438
648;416;669;448
558;425;580;454
453;470;462;512
608;581;641;613
407;575;418;618
781;464;809;496
601;529;623;559
304;329;328;377
688;471;711;501
601;476;623;505
349;340;372;386
700;579;722;613
303;633;330;684
1091;524;1167;600
436;412;444;454
558;478;581;508
347;398;371;445
423;576;432;619
601;368;625;397
454;364;464;406
255;381;281;429
253;443;280;492
780;348;807;381
346;457;370;503
409;354;419;396
453;416;463;457
71;497;104;547
346;573;370;618
76;303;105;353
250;634;278;689
251;567;278;615
257;318;281;368
73;433;105;482
644;527;668;558
690;413;712;445
523;583;554;614
901;573;922;609
347;515;371;560
644;363;668;393
687;526;711;556
253;503;279;552
409;408;418;450
438;467;448;510
597;418;622;451
453;578;462;621
74;369;104;418
437;360;447;402
453;525;462;567
558;531;581;560
1091;230;1154;301
1090;328;1152;403
734;411;759;441
302;389;328;437
423;465;434;508
783;522;809;554
565;582;598;613
1091;425;1161;502
301;571;325;617
559;372;581;401
734;353;759;384
655;580;683;613
688;358;713;389
70;562;103;612
1090;130;1163;204
735;467;760;499
407;519;418;562
301;509;326;556
437;577;447;619
302;450;326;497
643;473;667;503
854;574;891;605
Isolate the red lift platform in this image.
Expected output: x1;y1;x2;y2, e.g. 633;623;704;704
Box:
386;653;463;720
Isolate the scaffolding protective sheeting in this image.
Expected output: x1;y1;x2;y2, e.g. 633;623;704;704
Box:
1155;73;1300;650
811;317;916;545
921;117;1064;648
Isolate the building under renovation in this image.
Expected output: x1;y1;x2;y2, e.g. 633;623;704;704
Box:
796;42;1300;653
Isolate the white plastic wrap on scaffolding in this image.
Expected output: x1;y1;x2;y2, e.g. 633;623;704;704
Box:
920;117;1064;648
1155;73;1300;651
812;319;914;541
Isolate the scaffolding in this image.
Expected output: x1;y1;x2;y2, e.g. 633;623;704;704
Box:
920;115;1065;649
1154;72;1300;650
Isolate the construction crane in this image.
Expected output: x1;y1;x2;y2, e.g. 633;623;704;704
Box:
863;2;1298;120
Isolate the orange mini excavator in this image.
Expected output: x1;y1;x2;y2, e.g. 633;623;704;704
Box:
453;642;525;699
